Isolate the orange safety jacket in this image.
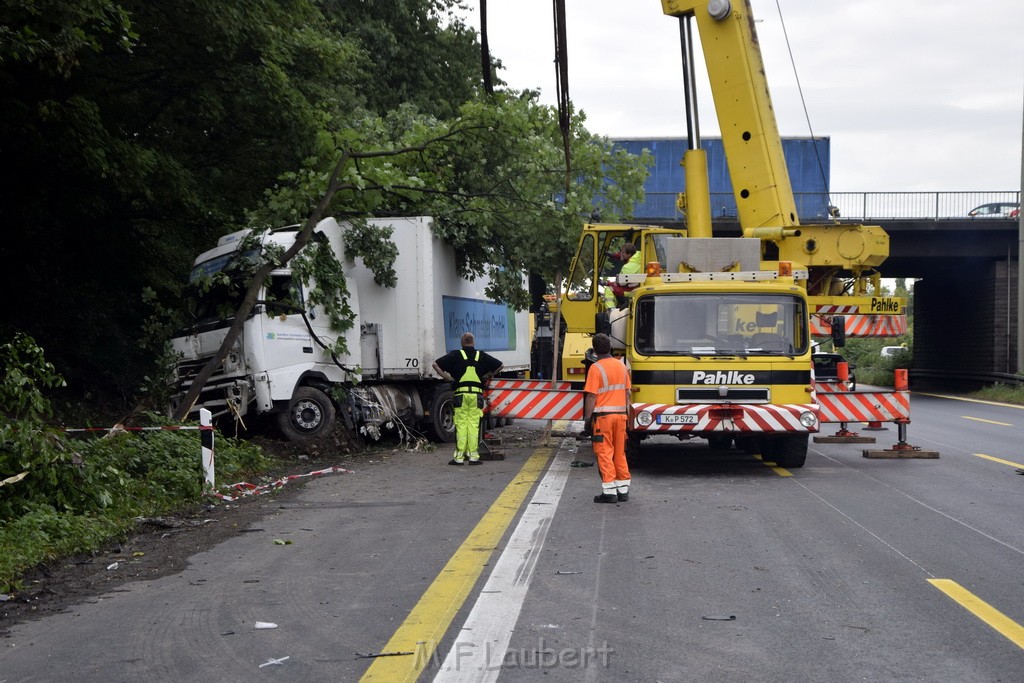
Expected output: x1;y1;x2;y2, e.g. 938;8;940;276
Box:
585;357;631;415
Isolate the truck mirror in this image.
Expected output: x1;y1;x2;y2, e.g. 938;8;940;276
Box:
831;316;846;349
595;311;611;336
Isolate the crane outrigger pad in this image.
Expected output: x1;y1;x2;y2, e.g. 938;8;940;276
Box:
863;448;940;459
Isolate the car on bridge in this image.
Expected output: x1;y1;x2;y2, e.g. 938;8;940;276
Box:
812;352;856;391
968;202;1019;218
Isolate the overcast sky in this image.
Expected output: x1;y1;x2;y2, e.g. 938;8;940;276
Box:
461;0;1024;192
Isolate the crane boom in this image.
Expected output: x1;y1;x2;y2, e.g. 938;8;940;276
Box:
663;0;799;230
661;0;893;297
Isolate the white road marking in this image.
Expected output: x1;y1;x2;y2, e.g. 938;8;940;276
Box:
433;438;575;682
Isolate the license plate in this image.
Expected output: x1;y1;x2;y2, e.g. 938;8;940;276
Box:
658;413;698;425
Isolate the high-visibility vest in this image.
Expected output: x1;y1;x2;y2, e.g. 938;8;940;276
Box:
456;349;484;395
620;252;643;275
591;358;630;414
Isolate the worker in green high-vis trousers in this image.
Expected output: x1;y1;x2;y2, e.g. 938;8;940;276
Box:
432;332;503;465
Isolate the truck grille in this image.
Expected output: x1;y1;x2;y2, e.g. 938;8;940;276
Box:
171;355;243;418
676;387;770;403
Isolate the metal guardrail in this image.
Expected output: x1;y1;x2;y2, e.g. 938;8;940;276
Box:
636;191;1021;222
909;369;1024;387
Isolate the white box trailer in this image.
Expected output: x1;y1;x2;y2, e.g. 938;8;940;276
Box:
170;216;530;441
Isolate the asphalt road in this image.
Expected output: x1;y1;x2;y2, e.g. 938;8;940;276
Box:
2;393;1023;682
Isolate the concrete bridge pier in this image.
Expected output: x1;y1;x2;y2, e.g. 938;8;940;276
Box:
912;258;1018;389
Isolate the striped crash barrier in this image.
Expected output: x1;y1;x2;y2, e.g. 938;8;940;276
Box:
814;390;910;424
813;381;852;393
810;313;907;338
485;380;912;438
629;402;819;434
486;379;584;421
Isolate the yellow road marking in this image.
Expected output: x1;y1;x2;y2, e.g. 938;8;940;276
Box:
360;448;553;682
917;392;1024;410
962;415;1012;427
752;453;793;477
928;579;1024;650
973;453;1024;468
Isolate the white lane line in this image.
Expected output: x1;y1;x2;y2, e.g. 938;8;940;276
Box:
433;438;574;682
813;448;1024;558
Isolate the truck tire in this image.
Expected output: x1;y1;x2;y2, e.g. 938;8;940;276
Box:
425;387;456;443
771;434;808;468
276;386;336;441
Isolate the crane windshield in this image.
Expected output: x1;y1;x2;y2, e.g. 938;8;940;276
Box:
634;293;808;357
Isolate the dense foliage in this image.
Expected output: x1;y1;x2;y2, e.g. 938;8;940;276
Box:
0;0;648;408
0;334;271;588
2;0;652;585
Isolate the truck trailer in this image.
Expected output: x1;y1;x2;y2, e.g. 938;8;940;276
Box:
169;216;530;441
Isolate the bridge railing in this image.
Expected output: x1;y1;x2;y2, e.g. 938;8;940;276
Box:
635;191;1021;221
827;191;1021;220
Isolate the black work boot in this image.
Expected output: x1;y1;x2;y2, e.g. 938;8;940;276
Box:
617;491;629;502
593;493;618;504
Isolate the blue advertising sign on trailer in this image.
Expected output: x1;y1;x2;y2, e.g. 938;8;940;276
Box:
613;137;830;221
442;296;518;352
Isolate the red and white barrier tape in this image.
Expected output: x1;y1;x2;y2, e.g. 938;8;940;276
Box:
208;466;353;502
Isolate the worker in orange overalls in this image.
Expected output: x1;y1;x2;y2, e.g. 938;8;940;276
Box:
582;333;632;503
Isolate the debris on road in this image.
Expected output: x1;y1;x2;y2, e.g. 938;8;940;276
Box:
254;621;278;629
701;615;736;621
259;656;290;668
211;466;354;502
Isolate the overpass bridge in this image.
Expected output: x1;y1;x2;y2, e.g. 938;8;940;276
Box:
639;190;1023;389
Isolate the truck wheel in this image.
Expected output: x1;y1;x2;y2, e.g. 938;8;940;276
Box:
425;387;456;442
707;434;732;450
772;434;808;468
277;386;336;441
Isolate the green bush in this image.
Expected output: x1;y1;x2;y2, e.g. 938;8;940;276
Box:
969;383;1024;405
0;426;271;589
0;334;273;590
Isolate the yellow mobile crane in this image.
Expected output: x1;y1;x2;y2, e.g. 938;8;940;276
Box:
558;0;905;467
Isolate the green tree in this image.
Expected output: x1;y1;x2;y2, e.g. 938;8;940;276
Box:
252;93;650;308
173;94;650;419
320;0;488;119
0;0;484;404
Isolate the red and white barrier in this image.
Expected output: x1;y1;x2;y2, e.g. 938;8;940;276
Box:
631;402;818;434
813;381;851;393
210;466;353;502
811;314;907;338
486;379;584;421
815;390;910;424
63;409;216;488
